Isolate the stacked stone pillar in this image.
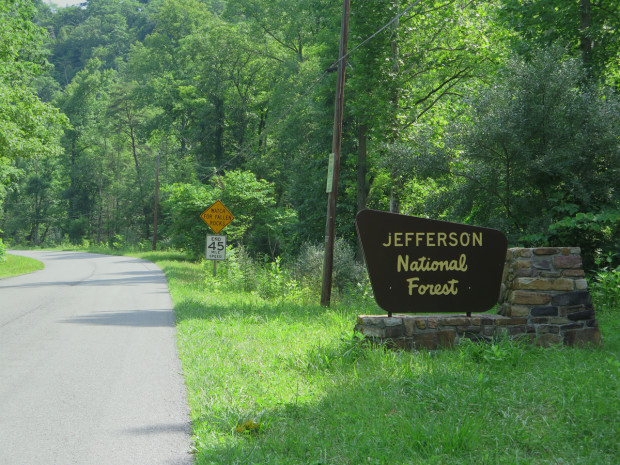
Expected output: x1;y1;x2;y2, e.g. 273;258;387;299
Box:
499;247;600;346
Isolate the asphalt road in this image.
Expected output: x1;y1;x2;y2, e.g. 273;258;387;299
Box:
0;251;194;464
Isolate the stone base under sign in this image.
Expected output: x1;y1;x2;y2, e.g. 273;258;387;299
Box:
355;247;601;350
354;313;601;350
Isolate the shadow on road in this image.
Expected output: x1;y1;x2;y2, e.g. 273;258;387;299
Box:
1;271;167;288
60;309;175;327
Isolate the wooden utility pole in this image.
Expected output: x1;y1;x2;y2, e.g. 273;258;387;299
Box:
152;151;160;251
321;0;350;306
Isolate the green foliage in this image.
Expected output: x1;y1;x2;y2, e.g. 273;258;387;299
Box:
255;256;304;301
458;335;529;367
498;0;620;85
108;234;126;250
291;238;366;297
590;253;620;312
202;237;368;304
157;253;620;465
0;237;6;262
163;170;297;258
205;247;312;303
547;207;620;270
3;0;618;265
411;47;619;259
161;182;214;254
0;0;67;163
214;170;298;256
204;245;258;293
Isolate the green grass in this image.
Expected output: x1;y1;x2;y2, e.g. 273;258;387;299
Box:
0;254;44;278
137;252;619;465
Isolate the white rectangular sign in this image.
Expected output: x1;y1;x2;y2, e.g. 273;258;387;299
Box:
205;235;227;261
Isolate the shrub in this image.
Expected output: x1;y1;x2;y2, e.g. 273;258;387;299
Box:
0;237;6;262
204;240;368;303
204;247;314;303
162;170;298;258
292;239;366;297
590;253;620;312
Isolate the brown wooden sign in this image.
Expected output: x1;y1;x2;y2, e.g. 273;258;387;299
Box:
356;210;507;315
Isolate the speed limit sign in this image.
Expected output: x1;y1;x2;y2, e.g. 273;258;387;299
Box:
205;235;226;261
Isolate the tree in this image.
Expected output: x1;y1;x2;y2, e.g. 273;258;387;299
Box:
416;47;619;262
42;0;145;86
53;58;112;243
0;0;67;229
498;0;620;85
162;170;297;258
0;0;66;162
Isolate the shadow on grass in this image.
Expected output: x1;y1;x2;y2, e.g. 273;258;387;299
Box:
156;254;619;465
189;340;619;465
175;289;619;465
134;251;192;263
192;378;486;465
172;291;348;327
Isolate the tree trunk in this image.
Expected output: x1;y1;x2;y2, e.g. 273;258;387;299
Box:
214;96;224;165
580;0;592;71
129;124;142;191
389;190;400;214
257;107;267;154
389;16;401;214
356;123;368;261
97;186;103;244
69;139;77;221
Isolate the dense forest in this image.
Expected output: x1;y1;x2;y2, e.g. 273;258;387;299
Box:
1;0;618;269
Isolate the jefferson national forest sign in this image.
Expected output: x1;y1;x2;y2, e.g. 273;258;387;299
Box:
356;210;508;315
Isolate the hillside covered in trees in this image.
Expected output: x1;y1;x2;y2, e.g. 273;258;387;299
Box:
1;0;618;268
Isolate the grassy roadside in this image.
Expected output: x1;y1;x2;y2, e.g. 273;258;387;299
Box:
0;254;44;279
136;251;619;465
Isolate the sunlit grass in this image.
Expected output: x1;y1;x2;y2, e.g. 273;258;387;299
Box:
0;254;44;279
145;253;619;465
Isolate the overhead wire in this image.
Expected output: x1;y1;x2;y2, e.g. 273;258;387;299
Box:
201;0;423;181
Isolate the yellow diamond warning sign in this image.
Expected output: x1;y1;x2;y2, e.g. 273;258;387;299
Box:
200;200;234;234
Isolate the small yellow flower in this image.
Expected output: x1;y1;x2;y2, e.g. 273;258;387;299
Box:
235;419;261;435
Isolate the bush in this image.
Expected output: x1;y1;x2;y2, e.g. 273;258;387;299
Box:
162;170;298;258
292;239;366;297
204;240;368;303
204;246;258;293
108;234;126;250
204;247;314;303
547;207;620;271
0;237;6;262
590;253;620;312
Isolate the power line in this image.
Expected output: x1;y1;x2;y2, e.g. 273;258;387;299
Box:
203;1;423;180
336;0;421;69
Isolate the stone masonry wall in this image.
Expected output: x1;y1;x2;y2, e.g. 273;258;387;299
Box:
355;247;601;350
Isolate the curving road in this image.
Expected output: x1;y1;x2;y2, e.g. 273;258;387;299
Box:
0;251;194;464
